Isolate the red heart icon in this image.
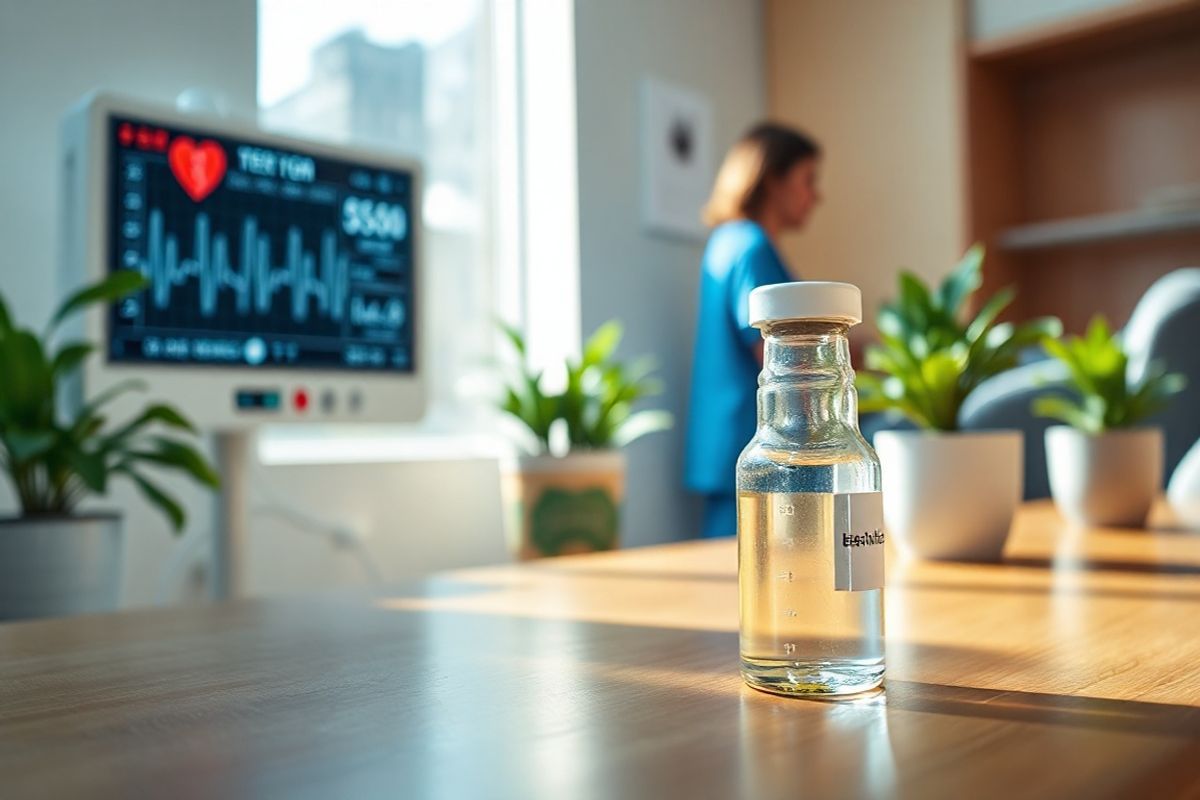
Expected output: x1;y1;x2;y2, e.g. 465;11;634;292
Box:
168;136;227;202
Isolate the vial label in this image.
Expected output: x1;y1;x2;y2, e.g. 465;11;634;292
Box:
833;492;884;592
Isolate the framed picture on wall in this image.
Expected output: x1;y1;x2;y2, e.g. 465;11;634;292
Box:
640;77;714;241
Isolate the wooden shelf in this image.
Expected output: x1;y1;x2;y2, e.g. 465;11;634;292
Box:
963;0;1200;329
997;206;1200;251
970;0;1200;65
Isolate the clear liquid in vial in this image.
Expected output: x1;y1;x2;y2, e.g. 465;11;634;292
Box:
738;451;884;696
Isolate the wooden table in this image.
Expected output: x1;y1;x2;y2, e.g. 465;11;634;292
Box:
1;501;1199;799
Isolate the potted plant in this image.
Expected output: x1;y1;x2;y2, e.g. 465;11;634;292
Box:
857;245;1061;560
1035;315;1185;527
0;273;218;619
495;320;672;559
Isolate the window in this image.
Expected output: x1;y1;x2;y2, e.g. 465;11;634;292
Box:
257;0;500;444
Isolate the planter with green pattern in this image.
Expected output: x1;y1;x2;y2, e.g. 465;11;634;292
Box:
500;451;625;560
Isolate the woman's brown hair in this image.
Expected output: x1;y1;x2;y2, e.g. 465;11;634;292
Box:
702;122;820;227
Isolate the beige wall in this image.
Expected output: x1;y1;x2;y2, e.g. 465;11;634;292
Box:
766;0;966;334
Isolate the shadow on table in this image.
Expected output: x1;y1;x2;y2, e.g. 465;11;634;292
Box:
1004;555;1200;576
884;680;1200;737
897;576;1200;603
524;565;736;583
739;676;1200;800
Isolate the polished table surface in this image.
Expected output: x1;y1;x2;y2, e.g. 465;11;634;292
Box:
2;500;1199;799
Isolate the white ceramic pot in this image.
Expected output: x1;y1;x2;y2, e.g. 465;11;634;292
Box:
1167;437;1200;531
1045;426;1163;527
499;450;626;560
0;513;123;620
874;430;1023;561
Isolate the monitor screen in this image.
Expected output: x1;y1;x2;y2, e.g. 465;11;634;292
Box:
106;114;416;372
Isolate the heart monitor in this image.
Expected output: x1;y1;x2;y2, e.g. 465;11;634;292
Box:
61;93;427;427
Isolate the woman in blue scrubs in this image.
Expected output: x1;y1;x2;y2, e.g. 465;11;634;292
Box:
685;123;822;538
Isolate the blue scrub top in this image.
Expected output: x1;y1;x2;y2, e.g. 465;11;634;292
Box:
685;220;792;495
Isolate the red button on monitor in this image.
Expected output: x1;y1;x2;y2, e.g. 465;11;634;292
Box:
293;388;309;412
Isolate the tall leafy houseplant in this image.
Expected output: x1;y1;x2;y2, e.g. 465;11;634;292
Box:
0;272;219;620
1036;315;1186;526
0;272;219;528
496;319;673;453
494;320;672;559
861;246;1061;561
857;245;1062;429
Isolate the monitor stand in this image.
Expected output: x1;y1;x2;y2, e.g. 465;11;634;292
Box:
212;430;251;601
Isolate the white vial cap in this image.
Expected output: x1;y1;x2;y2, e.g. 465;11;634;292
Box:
749;281;862;327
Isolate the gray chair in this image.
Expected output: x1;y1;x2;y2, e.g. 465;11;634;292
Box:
960;268;1200;499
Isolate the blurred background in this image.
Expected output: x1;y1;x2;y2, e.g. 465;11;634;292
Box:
0;0;1197;609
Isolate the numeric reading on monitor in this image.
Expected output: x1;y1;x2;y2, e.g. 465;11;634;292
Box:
107;116;415;372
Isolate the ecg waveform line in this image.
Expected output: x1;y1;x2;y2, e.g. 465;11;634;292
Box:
143;209;350;323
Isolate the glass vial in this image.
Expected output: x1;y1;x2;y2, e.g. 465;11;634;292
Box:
737;282;884;697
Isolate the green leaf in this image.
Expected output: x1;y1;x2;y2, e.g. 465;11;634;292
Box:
857;370;935;427
623;355;659;385
1033;396;1100;433
560;362;587;445
500;386;523;417
102;403;197;450
0;330;53;427
1016;316;1062;343
503;375;550;446
51;342;94;377
502;368;556;445
49;271;148;332
74;378;148;421
897;271;933;329
1042;337;1090;388
1159;371;1186;395
63;447;108;492
965;286;1014;343
1125;365;1187;426
938;243;984;316
854;372;889;413
126;437;220;488
918;350;965;431
877;305;908;340
497;319;526;357
73;414;107;443
0;292;12;334
140;404;195;432
969;316;1061;386
865;336;920;379
1086;315;1112;349
885;376;935;427
122;468;186;532
3;430;57;461
612;410;673;447
631;376;665;398
582;320;623;368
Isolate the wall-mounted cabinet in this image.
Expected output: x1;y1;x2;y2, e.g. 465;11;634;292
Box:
963;0;1200;331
